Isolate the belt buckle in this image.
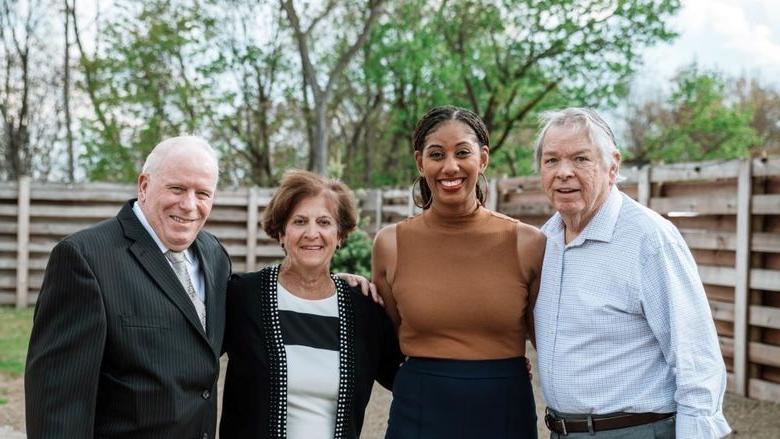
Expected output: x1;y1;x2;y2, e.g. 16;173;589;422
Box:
544;408;568;436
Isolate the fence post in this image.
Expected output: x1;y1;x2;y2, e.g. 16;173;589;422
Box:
16;176;31;309
246;187;259;273
638;165;651;206
369;189;383;233
733;159;752;396
487;178;498;211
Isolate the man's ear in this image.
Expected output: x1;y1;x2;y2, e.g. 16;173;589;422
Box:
137;173;149;203
609;150;621;184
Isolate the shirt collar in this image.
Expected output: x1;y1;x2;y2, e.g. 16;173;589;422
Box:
542;185;623;247
132;201;194;263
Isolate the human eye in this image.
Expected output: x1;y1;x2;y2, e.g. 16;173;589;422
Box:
456;148;472;158
427;149;444;160
196;191;212;199
318;218;333;227
169;186;184;194
542;157;558;166
291;217;306;226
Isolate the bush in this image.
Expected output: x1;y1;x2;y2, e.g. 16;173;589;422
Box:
331;228;373;278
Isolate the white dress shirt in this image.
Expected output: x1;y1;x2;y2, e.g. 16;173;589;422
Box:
535;186;731;438
132;201;206;302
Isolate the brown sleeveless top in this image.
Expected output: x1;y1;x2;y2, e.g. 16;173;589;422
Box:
392;205;531;359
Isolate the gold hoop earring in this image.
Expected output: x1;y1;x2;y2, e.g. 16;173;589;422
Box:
412;176;433;209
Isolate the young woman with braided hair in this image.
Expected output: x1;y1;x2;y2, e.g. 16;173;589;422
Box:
372;106;546;437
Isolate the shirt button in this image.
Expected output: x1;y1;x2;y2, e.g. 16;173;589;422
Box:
201;390;211;400
202;433;208;439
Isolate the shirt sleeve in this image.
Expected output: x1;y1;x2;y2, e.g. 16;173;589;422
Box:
639;241;731;438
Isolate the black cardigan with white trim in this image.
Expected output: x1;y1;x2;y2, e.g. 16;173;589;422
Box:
220;265;403;438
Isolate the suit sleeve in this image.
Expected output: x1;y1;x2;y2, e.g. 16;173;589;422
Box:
25;240;107;439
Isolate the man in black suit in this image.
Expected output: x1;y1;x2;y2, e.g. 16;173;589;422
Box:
25;136;231;438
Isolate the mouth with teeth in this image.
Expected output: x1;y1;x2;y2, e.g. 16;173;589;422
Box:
555;188;580;194
300;245;324;251
170;215;199;224
438;178;466;191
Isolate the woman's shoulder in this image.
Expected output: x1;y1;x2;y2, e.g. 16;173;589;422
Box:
229;266;275;292
341;280;385;318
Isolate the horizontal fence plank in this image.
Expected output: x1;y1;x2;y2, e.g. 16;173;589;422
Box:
650;195;737;215
699;265;780;292
750;342;780;368
0;292;37;305
709;300;734;322
753;194;780;215
751;305;780;330
650;160;741;183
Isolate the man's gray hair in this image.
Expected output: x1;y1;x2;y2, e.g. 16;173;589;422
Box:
142;135;219;176
533;107;620;174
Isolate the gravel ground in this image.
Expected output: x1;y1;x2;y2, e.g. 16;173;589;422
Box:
3;348;779;438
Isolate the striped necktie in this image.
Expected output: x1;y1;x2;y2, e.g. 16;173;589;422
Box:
165;250;207;331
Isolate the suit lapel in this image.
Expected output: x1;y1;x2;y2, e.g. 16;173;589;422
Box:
118;201;212;347
191;236;220;353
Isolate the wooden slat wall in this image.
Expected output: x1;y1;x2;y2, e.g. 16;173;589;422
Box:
497;157;780;404
2;156;779;403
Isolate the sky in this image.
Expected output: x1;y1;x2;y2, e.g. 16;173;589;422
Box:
639;0;780;89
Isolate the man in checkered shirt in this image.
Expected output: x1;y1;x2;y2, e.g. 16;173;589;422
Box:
533;108;730;438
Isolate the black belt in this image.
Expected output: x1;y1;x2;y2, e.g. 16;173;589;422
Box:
544;408;675;435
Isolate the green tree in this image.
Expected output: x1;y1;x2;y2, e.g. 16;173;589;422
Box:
625;65;761;163
336;0;681;181
74;0;215;181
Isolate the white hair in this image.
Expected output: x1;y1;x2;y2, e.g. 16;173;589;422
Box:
533;107;621;179
142;135;219;176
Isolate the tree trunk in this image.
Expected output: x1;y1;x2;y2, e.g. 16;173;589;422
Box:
63;0;75;182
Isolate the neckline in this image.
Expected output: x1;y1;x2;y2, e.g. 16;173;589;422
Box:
422;203;487;230
277;281;336;303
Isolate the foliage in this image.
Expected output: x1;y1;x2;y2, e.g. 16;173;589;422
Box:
76;0;216;181
3;0;686;185
331;227;373;279
336;0;682;182
0;307;34;377
624;64;763;164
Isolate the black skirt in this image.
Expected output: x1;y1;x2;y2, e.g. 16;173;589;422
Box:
386;356;537;438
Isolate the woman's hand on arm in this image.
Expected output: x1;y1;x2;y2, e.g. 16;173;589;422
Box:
335;272;382;305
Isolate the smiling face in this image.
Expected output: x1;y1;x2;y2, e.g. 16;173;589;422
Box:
280;193;340;272
539;125;619;229
137;146;218;251
415;121;489;211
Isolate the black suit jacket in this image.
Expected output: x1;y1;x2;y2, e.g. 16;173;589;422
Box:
25;200;231;439
220;266;403;438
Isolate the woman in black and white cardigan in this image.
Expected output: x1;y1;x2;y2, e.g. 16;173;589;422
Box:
220;170;402;438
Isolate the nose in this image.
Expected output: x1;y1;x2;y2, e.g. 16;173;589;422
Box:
556;159;574;180
442;154;459;174
179;191;198;210
302;222;319;239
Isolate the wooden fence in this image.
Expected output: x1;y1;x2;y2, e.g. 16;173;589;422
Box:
1;157;779;403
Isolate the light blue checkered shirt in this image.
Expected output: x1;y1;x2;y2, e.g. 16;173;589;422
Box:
535;186;731;438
